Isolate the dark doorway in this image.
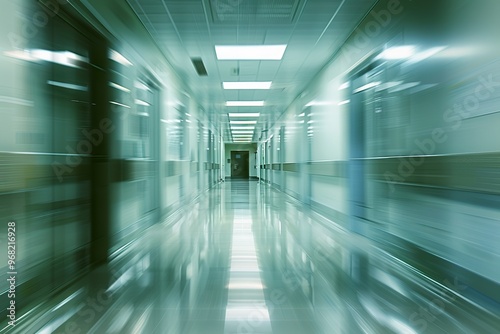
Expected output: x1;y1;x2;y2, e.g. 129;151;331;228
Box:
230;151;249;179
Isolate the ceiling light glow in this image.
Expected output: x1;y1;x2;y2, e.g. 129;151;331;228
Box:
230;120;257;124
226;101;264;107
223;82;272;90
230;126;255;130
229;113;260;117
215;45;287;60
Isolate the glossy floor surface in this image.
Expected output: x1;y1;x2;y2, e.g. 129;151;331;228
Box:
5;180;499;334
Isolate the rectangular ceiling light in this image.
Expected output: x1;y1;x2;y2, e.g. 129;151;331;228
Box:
231;127;255;131
229;113;260;117
215;45;287;60
232;131;254;134
230;120;257;124
226;101;264;107
223;82;272;90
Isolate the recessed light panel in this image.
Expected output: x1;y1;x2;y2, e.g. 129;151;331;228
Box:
230;126;255;130
223;82;272;89
230;120;257;124
226;101;264;107
215;45;287;60
229;113;260;117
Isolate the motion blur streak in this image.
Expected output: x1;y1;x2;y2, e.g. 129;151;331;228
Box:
1;0;500;333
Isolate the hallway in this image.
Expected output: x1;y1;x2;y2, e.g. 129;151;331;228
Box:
3;0;500;332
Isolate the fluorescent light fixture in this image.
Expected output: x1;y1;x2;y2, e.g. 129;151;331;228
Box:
230;127;255;130
226;101;264;107
338;99;350;105
223;82;272;89
378;45;416;60
232;131;254;134
110;101;131;108
10;49;88;68
230;120;257;124
353;81;381;93
215;45;286;60
47;80;88;91
227;282;264;289
135;99;150;106
134;81;151;91
109;49;133;66
5;49;88;68
229;113;260;117
109;82;130;93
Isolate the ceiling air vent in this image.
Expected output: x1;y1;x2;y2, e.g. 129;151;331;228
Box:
191;58;208;76
209;0;301;23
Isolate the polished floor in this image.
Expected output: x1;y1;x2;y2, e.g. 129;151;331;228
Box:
7;180;499;334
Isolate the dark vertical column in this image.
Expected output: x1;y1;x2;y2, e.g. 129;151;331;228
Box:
89;39;112;265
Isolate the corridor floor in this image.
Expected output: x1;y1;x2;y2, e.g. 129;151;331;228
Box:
8;180;495;334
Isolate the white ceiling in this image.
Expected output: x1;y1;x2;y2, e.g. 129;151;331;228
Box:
126;0;378;142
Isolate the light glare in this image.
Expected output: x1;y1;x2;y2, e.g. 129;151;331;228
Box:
229;113;260;118
379;46;416;60
230;120;257;124
226;101;264;107
215;45;287;60
223;82;272;89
